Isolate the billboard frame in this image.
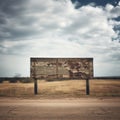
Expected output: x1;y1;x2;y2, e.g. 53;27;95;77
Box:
30;57;94;95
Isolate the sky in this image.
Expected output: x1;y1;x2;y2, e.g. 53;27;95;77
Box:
0;0;120;77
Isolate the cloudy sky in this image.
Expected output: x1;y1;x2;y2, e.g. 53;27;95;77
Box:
0;0;120;77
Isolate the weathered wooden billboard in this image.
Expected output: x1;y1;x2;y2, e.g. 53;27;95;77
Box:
30;58;93;80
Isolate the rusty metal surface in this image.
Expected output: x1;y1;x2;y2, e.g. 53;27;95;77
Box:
30;58;93;80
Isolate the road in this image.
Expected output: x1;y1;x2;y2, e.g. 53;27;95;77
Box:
0;97;120;120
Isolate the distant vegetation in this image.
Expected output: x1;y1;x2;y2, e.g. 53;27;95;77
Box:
0;76;120;83
0;77;32;83
94;76;120;79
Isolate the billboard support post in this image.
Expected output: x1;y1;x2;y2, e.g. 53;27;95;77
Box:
86;78;90;95
34;78;38;95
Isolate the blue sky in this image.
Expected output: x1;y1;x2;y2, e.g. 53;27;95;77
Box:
0;0;120;77
72;0;119;6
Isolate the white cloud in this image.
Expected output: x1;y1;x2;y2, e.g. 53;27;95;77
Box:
0;0;120;76
105;4;114;12
119;1;120;6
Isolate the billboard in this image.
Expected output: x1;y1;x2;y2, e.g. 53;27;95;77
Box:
30;58;93;80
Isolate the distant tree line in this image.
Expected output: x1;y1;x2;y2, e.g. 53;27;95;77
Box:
0;76;119;83
0;77;32;83
93;77;120;79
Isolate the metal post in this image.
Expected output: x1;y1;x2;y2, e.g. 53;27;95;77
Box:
86;78;90;95
34;78;38;94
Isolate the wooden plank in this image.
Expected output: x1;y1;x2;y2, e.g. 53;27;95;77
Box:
86;79;90;95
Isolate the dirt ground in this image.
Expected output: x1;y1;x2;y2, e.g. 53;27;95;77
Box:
0;97;120;120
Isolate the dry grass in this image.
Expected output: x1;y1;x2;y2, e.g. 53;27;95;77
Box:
90;79;120;96
0;79;120;98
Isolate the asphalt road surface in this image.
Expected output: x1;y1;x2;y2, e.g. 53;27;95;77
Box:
0;97;120;120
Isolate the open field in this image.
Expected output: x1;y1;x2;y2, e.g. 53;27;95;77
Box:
0;79;120;120
0;79;120;98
